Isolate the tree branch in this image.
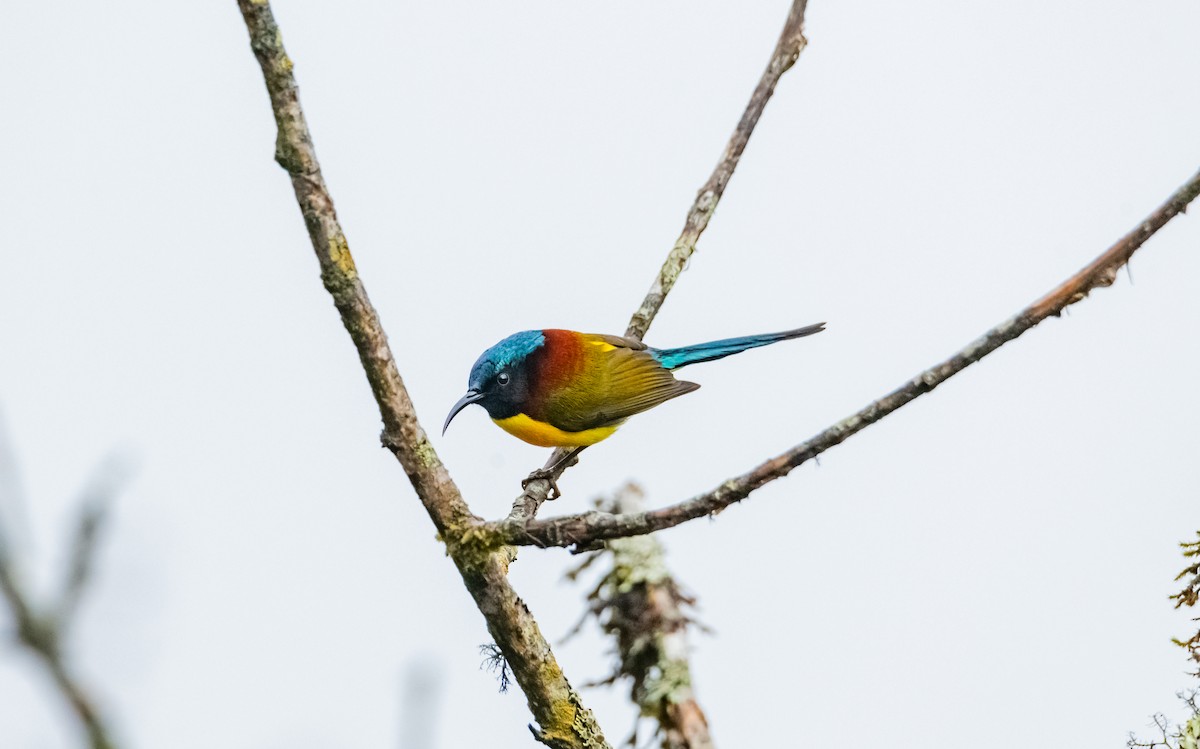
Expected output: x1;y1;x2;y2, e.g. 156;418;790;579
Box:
0;445;120;749
569;484;716;749
514;0;811;514
235;3;607;746
0;582;117;749
625;0;809;342
56;462;128;628
486;166;1200;550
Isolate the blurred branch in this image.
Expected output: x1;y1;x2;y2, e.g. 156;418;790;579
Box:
514;0;811;514
568;484;715;749
0;413;30;556
487;166;1200;550
55;499;106;626
56;463;128;627
235;3;608;746
0;443;120;749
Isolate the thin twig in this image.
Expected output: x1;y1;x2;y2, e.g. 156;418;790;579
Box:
56;499;106;625
234;3;608;746
486;166;1200;549
514;0;812;515
625;0;809;342
57;462;128;627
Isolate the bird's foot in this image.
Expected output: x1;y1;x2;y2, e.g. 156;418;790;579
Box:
521;468;561;500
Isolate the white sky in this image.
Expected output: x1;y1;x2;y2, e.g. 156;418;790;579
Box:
1;1;1198;747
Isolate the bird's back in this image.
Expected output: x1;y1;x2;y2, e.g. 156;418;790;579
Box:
523;330;697;433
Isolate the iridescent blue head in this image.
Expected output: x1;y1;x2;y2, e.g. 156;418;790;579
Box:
443;330;546;434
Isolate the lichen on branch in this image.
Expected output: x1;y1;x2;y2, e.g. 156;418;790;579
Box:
1172;532;1200;674
567;484;715;749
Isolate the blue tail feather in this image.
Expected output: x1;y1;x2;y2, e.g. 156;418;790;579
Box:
650;323;825;370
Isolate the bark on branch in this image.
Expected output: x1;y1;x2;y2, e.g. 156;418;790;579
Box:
515;0;811;513
235;3;607;746
486;167;1200;550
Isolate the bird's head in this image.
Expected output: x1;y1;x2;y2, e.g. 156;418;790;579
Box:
443;330;545;434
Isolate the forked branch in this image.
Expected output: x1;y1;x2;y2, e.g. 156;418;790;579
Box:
515;0;812;514
487;167;1200;550
0;449;122;749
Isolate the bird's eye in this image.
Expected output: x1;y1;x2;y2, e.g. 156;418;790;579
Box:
497;372;511;386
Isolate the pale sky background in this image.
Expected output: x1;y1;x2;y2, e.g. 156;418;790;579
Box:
1;1;1198;747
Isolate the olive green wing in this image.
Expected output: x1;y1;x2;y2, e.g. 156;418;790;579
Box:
545;343;699;432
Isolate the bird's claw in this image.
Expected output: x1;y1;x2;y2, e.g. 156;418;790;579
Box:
521;468;561;500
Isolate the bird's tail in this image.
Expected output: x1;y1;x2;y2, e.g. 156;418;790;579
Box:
651;323;826;370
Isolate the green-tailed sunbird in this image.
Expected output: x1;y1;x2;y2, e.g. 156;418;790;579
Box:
443;324;825;448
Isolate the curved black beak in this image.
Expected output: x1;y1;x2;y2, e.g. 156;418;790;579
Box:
443;390;484;435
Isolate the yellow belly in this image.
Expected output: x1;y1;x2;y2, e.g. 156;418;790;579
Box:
492;413;619;448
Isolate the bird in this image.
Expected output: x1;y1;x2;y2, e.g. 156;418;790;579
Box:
442;324;826;471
